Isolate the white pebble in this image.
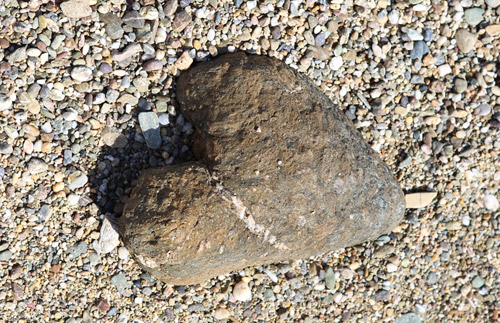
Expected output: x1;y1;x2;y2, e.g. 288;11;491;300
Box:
438;64;452;77
232;281;252;302
247;0;257;10
67;194;80;205
118;247;130;260
387;263;398;273
483;195;499;211
207;29;215;41
62;108;78;121
67;172;88;190
329;56;343;71
158;113;170;125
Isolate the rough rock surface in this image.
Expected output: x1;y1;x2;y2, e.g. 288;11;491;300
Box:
120;53;405;285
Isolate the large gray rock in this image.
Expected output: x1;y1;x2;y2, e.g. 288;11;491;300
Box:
120;52;405;285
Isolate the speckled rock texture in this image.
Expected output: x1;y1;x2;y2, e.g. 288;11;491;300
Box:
119;52;405;285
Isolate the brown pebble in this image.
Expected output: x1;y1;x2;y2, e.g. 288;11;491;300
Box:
0;61;11;72
172;11;192;33
97;300;110;313
0;38;9;49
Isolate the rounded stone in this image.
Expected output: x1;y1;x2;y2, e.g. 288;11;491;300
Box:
120;53;405;285
232;281;252;302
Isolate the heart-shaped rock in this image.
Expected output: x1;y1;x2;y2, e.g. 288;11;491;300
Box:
119;52;405;285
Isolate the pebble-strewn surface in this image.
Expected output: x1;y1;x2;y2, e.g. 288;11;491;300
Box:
0;0;499;322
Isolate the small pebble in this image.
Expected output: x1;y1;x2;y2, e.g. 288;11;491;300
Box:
232;281;252;302
138;112;162;149
71;66;93;82
455;29;477;54
214;308;230;320
483;195;499;211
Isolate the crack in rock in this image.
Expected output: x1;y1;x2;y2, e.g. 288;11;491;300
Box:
212;176;290;251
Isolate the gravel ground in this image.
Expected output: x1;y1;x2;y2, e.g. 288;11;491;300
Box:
0;0;499;322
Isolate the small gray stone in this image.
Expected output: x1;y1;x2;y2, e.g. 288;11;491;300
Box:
187;303;207;313
315;33;325;46
93;218;120;255
89;252;101;266
158;113;170;126
172;11;192;32
123;11;145;28
475;104;491;116
67;172;88;190
454;78;467;93
7;47;27;63
411;74;425;84
0;142;13;155
106;23;124;40
111;273;132;297
471;275;485;289
324;267;336;290
395;313;422;323
263;288;274;300
138;112;162;149
39;205;52;222
455;29;477;54
71;66;93;82
28;158;48;174
407;29;423;41
106;89;120;103
51;35;66;51
99;62;113;74
373;289;390;301
62;108;78;121
464;8;484;26
0;250;12;261
410;41;429;60
0;94;12;111
67;241;87;259
164;0;178;16
427;272;437;284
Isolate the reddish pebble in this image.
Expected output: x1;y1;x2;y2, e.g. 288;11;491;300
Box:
0;61;11;72
0;38;9;49
97;300;110;313
143;59;163;72
36;41;47;52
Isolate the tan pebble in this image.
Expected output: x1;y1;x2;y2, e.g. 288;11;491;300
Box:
60;0;92;18
452;110;468;118
41;142;51;153
486;24;500;36
214;308;230;320
395;106;408;116
208;46;218;56
193;40;201;50
23;124;40;137
422;54;435;66
53;182;65;192
27;101;40;114
175;51;193;70
405;192;437;208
